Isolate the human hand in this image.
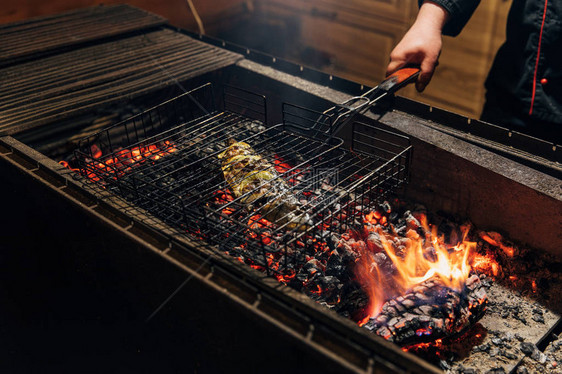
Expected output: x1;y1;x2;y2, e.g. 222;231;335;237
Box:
386;1;449;92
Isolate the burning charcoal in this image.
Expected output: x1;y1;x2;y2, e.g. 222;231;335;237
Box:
373;252;389;268
341;249;360;265
295;272;308;284
413;292;431;303
391;299;406;313
308;275;342;303
276;257;292;272
401;298;415;309
326;253;345;276
404;210;421;230
374;314;389;325
264;244;282;254
423;246;438;262
383;308;399;319
379;201;392;214
366;232;383;252
334;284;369;318
375;326;393;340
314;230;331;241
228;246;243;257
394;224;407;236
318;275;339;286
364;276;488;346
417;304;434;316
326;234;340;252
303;259;323;274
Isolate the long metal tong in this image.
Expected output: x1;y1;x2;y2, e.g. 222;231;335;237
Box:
322;66;420;135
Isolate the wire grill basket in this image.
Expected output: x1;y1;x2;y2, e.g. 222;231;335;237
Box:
74;83;411;278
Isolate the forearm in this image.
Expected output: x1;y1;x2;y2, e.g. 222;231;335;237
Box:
416;1;449;34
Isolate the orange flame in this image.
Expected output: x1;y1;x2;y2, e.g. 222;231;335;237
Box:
356;214;475;319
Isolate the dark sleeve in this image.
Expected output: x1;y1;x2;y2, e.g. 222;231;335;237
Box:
418;0;480;36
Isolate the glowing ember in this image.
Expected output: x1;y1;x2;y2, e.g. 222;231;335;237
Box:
403;323;488;363
471;252;501;277
480;231;517;257
60;140;178;182
58;160;79;172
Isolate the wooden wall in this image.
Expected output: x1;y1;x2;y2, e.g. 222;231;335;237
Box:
250;0;512;119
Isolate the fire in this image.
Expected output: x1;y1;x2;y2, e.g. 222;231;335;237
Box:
356;213;475;319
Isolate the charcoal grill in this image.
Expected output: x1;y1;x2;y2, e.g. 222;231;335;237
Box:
1;5;561;374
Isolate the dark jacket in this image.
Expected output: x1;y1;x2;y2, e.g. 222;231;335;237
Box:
423;0;562;127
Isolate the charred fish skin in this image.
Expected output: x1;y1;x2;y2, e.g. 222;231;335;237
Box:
218;139;312;231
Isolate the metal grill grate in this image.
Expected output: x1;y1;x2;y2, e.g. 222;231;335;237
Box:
0;5;167;67
74;84;411;278
0;29;243;136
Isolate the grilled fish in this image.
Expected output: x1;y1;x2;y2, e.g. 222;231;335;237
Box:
218;139;312;231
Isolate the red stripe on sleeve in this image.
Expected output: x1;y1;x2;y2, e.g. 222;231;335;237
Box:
529;0;549;116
